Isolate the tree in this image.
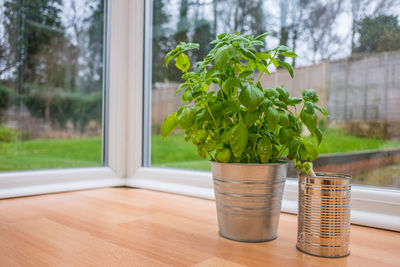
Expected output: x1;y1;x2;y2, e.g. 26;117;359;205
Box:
3;0;63;84
86;0;104;92
287;0;311;66
213;0;218;38
216;0;266;34
250;0;264;38
152;0;173;83
302;0;343;63
351;0;399;53
278;0;289;62
192;0;214;64
175;0;190;43
355;15;400;53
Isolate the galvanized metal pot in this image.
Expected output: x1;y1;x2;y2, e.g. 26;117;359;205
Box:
211;161;288;242
297;172;351;258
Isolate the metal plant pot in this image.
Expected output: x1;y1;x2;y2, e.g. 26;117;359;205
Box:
297;172;351;258
211;161;288;242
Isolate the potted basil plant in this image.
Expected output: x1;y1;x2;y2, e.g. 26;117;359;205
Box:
161;32;328;242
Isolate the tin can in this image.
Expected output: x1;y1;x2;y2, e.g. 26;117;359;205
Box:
297;172;351;257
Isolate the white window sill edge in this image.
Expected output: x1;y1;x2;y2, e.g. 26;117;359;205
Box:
1;166;399;231
127;167;400;232
0;167;124;199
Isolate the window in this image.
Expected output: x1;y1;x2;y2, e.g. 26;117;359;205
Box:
0;0;397;231
0;0;106;172
148;0;400;191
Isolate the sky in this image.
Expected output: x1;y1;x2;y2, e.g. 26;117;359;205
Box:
1;0;400;68
159;0;400;66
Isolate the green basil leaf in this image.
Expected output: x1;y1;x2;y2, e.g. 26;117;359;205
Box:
175;53;190;73
280;51;297;57
232;36;251;44
244;110;260;126
209;102;223;120
257;136;272;163
204;138;217;152
288;113;301;134
256;52;272;60
314;104;329;116
255;32;271;41
181;88;192;102
192;129;208;145
277;60;294;78
276;87;290;102
251;40;265;46
256;63;270;74
161;112;178;139
175;83;188;95
218;33;227;39
279;128;293;144
299;140;318;161
264;88;279;100
239;69;254;78
210;39;219;45
223;101;237;116
220;127;233;144
222;78;238;96
214;44;236;69
266;106;279;132
165;49;180;67
177;107;195;130
300;110;317;132
179;42;200;52
230;120;248;158
215;148;232;163
239;47;257;60
276;45;291;51
302;89;319;103
314;127;323;145
288;97;302;106
271;58;279;67
197;146;206;158
274;100;288;109
305;101;315;115
259;99;272;113
239;85;263;111
288;138;301;160
278;111;289;127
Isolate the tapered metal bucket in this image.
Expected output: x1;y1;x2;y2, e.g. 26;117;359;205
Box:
211;161;288;242
297;172;351;258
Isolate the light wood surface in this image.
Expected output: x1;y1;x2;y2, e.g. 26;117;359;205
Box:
0;188;399;266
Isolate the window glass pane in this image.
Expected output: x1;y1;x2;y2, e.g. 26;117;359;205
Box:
0;0;105;172
150;0;400;189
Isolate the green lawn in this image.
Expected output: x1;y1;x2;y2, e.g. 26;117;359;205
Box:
0;138;102;172
1;128;400;172
151;129;400;171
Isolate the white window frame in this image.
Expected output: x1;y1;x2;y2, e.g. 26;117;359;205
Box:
0;0;132;197
1;0;399;232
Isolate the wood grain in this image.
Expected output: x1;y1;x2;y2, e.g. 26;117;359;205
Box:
0;188;399;266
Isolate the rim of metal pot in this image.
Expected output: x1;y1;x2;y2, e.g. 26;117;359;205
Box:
299;172;352;180
210;160;288;167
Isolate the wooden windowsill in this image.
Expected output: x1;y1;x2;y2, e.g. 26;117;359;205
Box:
0;188;399;266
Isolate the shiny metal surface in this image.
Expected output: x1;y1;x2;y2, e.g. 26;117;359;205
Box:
211;161;288;242
297;172;351;258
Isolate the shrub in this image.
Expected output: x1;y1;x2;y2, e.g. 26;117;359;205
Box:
0;84;13;122
22;85;102;132
0;127;19;142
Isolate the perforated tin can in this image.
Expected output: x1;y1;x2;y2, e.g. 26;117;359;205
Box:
297;172;351;258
